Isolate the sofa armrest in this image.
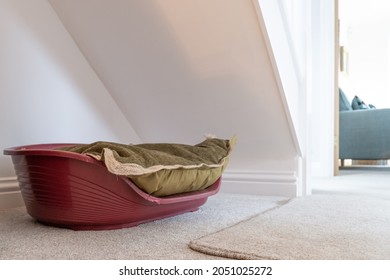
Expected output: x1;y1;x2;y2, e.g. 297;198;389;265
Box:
339;109;390;160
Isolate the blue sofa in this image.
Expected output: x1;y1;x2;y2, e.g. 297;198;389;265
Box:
339;89;390;160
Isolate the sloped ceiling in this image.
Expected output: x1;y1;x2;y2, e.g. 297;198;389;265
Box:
48;0;297;169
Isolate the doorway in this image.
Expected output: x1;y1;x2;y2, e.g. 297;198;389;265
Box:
337;0;390;169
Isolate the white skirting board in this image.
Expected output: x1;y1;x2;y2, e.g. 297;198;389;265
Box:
221;170;298;197
0;177;24;210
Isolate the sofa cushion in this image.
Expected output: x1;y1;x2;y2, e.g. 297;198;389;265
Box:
351;95;369;110
339;88;352;111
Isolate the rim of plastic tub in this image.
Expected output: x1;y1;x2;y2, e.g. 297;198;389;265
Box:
4;143;98;163
3;143;221;205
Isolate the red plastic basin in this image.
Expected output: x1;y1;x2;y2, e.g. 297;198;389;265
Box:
3;143;221;230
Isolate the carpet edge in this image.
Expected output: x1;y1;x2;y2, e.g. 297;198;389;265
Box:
188;240;256;260
188;200;293;260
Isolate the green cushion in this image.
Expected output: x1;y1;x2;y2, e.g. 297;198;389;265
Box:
60;137;235;197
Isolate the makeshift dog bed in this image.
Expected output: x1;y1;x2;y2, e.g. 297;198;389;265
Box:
4;137;234;230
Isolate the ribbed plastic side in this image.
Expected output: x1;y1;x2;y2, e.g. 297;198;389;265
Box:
8;152;216;230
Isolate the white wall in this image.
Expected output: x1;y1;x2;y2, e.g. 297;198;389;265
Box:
307;0;336;178
256;0;303;157
49;0;302;196
0;0;141;180
0;0;313;210
339;4;390;108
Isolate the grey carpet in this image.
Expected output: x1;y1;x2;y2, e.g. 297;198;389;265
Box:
2;167;389;260
189;168;390;260
0;193;285;260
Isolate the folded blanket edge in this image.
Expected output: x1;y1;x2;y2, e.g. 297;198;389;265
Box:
100;148;230;176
